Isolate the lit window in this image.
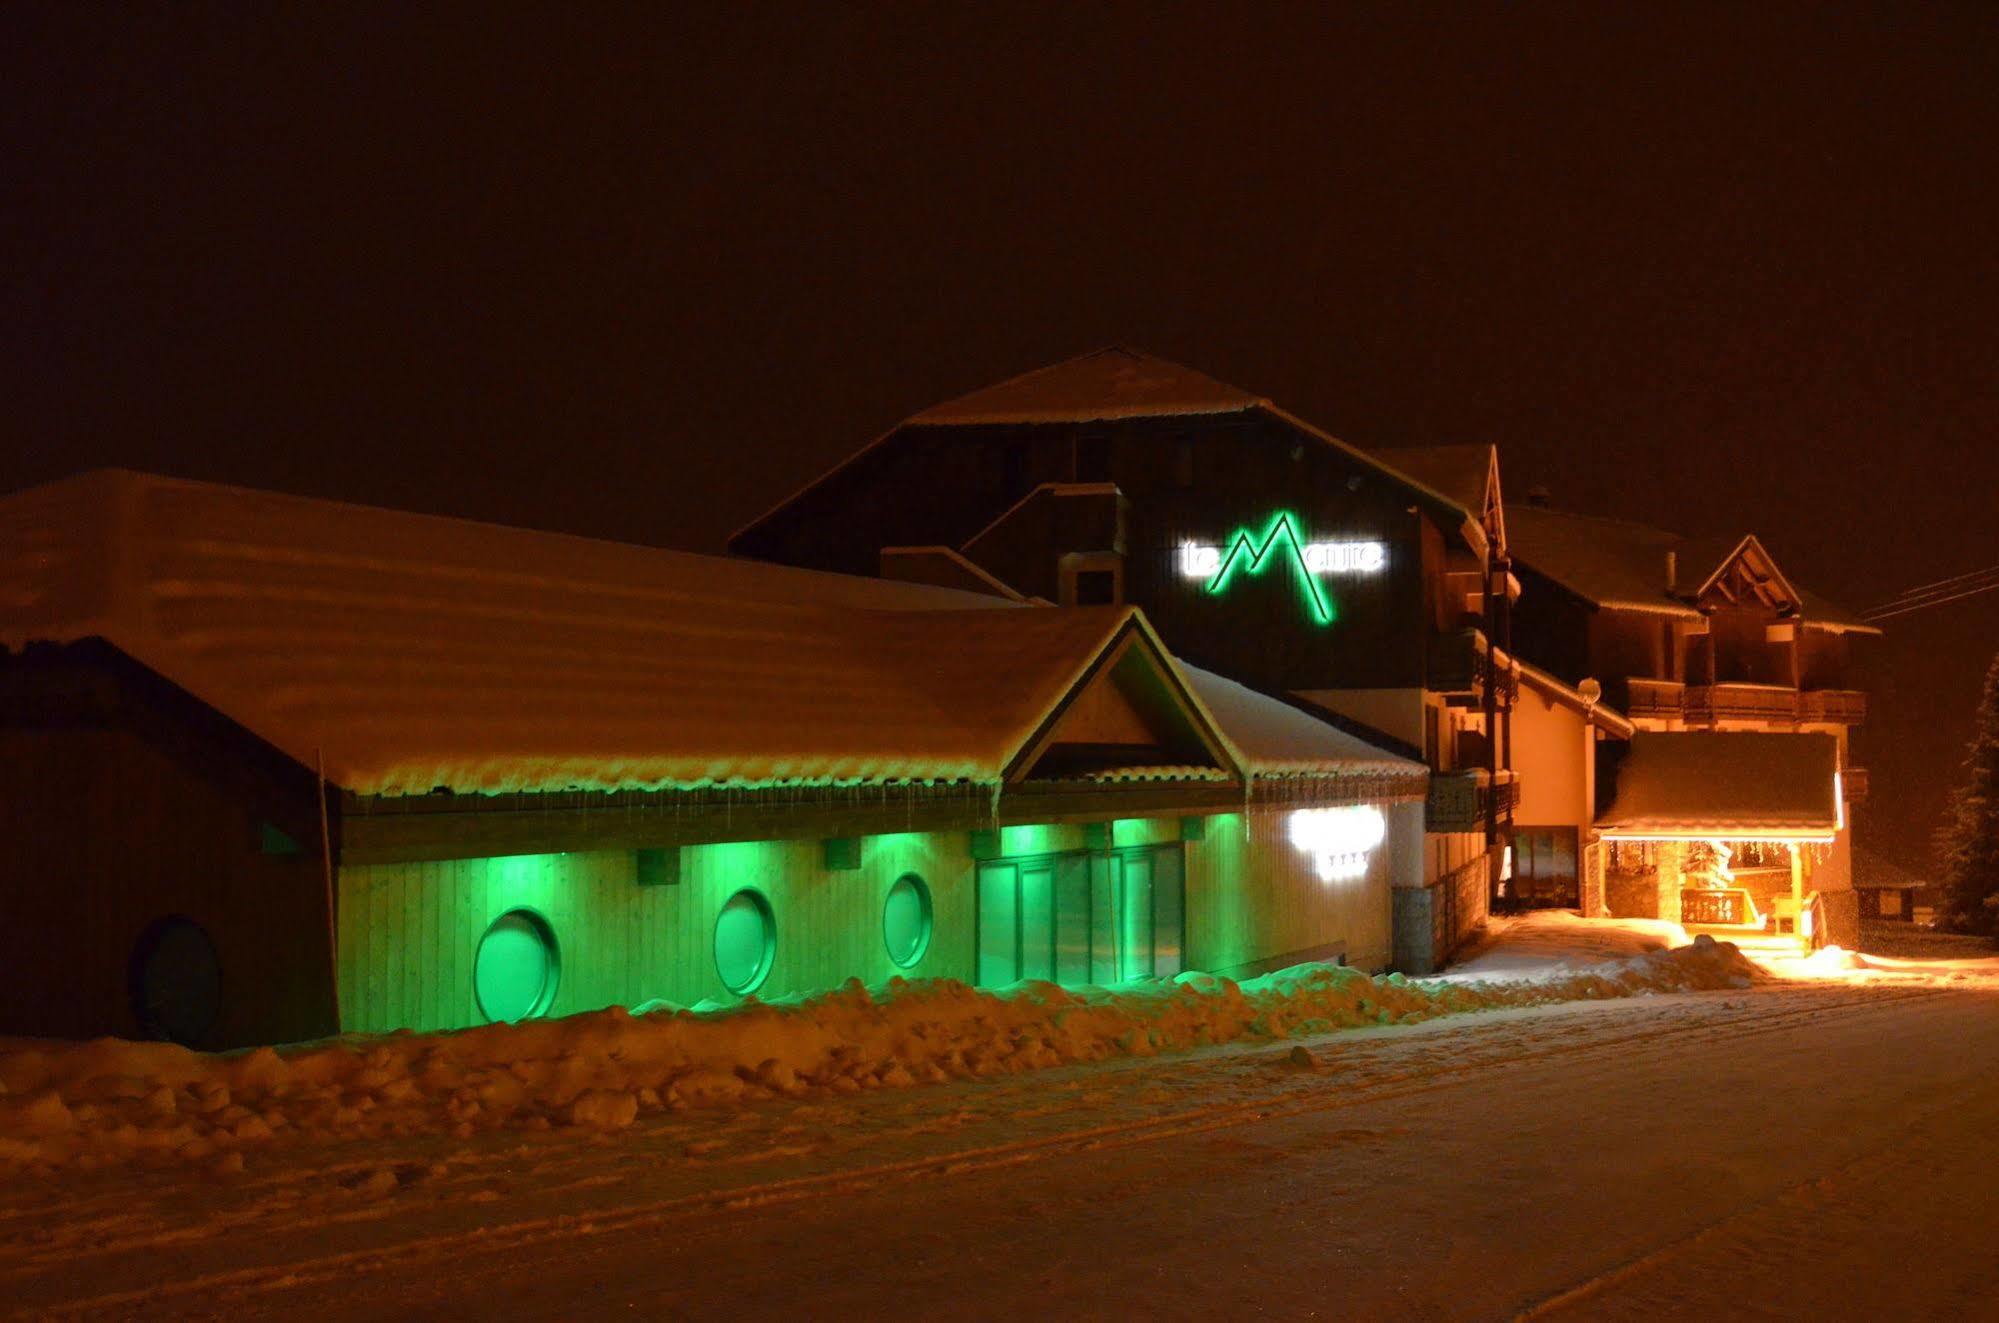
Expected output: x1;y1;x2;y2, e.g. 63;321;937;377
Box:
714;889;776;995
883;873;933;968
475;909;560;1023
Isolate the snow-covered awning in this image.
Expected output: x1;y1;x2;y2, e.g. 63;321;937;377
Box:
1596;732;1842;840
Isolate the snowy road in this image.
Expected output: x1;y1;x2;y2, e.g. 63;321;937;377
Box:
6;977;1996;1320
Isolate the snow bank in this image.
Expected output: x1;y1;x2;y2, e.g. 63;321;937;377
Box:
0;938;1758;1177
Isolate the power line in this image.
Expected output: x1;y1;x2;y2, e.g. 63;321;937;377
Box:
1861;561;1999;620
1871;561;1999;607
1863;575;1999;621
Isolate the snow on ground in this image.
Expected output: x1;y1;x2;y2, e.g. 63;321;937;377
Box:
0;935;1759;1179
1440;909;1696;980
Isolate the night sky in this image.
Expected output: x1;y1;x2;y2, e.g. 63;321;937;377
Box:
4;4;1995;868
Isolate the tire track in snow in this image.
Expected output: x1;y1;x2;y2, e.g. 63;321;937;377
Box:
15;983;1955;1320
1508;1076;1991;1321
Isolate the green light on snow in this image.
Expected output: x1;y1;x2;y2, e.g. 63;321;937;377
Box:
1203;510;1336;625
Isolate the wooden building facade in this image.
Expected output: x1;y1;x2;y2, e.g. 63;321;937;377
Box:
732;347;1519;972
0;471;1424;1048
1505;505;1878;947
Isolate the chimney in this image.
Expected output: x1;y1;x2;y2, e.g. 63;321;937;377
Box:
1665;550;1678;594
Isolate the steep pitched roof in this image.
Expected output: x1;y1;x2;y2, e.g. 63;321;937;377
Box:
1596;731;1841;837
733;348;1490;560
1364;443;1496;528
909;346;1264;425
1507;506;1877;633
0;471;1219;796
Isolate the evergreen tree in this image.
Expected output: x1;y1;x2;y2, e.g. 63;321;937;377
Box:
1936;649;1999;933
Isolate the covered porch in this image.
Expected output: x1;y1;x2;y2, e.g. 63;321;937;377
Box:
1589;731;1850;951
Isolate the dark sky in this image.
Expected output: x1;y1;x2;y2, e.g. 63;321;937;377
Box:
4;3;1996;868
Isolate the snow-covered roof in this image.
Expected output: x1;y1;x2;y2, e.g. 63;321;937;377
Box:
0;471;1203;796
1179;666;1426;783
1364;443;1493;526
1850;846;1927;891
1596;732;1841;837
1508;506;1876;632
733;349;1489;562
1;471;1421;802
908;346;1265;425
1513;658;1635;737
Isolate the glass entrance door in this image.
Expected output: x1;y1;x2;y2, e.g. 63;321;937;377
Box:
979;844;1184;988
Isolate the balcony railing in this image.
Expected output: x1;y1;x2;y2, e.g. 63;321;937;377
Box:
1681;888;1755;926
1425;629;1518;698
1694;683;1800;723
1624;678;1685;721
1802;690;1868;725
1426;770;1519;833
1620;680;1868;728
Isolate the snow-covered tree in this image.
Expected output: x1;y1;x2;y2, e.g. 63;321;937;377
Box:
1936;649;1999;933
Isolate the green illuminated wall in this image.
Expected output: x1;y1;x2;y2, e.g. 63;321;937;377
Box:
336;831;979;1034
333;810;1402;1033
1182;806;1397;976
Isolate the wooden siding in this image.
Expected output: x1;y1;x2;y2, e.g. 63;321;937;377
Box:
336;810;1402;1033
337;831;979;1033
0;727;336;1048
1184;806;1395;976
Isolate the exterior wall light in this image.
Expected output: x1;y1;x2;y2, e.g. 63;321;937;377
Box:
1288;805;1387;883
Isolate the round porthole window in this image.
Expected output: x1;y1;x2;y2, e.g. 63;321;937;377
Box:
883;873;933;969
714;889;776;995
129;915;223;1046
475;909;560;1023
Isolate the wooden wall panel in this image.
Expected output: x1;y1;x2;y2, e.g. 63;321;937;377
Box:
337;830;985;1034
0;728;336;1048
1183;805;1396;976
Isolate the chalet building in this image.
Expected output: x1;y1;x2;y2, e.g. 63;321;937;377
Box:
1505;505;1878;947
0;471;1423;1049
732;347;1526;973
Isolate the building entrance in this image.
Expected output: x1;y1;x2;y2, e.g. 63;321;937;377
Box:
976;844;1185;987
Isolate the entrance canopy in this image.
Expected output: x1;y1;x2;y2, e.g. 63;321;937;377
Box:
1596;732;1841;841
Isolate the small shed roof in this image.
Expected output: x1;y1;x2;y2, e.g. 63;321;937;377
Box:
1596;731;1842;838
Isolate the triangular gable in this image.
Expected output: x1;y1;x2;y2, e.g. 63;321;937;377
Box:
1691;535;1801;613
1005;615;1242;783
1481;445;1506;556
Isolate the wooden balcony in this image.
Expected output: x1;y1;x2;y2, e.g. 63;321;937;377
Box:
1694;683;1801;723
1425;628;1518;699
1621;679;1867;728
1425;770;1518;833
1801;690;1868;725
1624;678;1685;721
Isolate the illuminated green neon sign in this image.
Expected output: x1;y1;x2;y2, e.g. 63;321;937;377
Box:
1182;510;1382;625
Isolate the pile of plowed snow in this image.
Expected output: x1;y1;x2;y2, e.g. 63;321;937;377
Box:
0;936;1758;1176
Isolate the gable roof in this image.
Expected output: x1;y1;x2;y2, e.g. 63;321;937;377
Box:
1507;506;1877;633
734;348;1491;560
909;346;1265;426
1596;731;1841;838
0;471;1231;796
